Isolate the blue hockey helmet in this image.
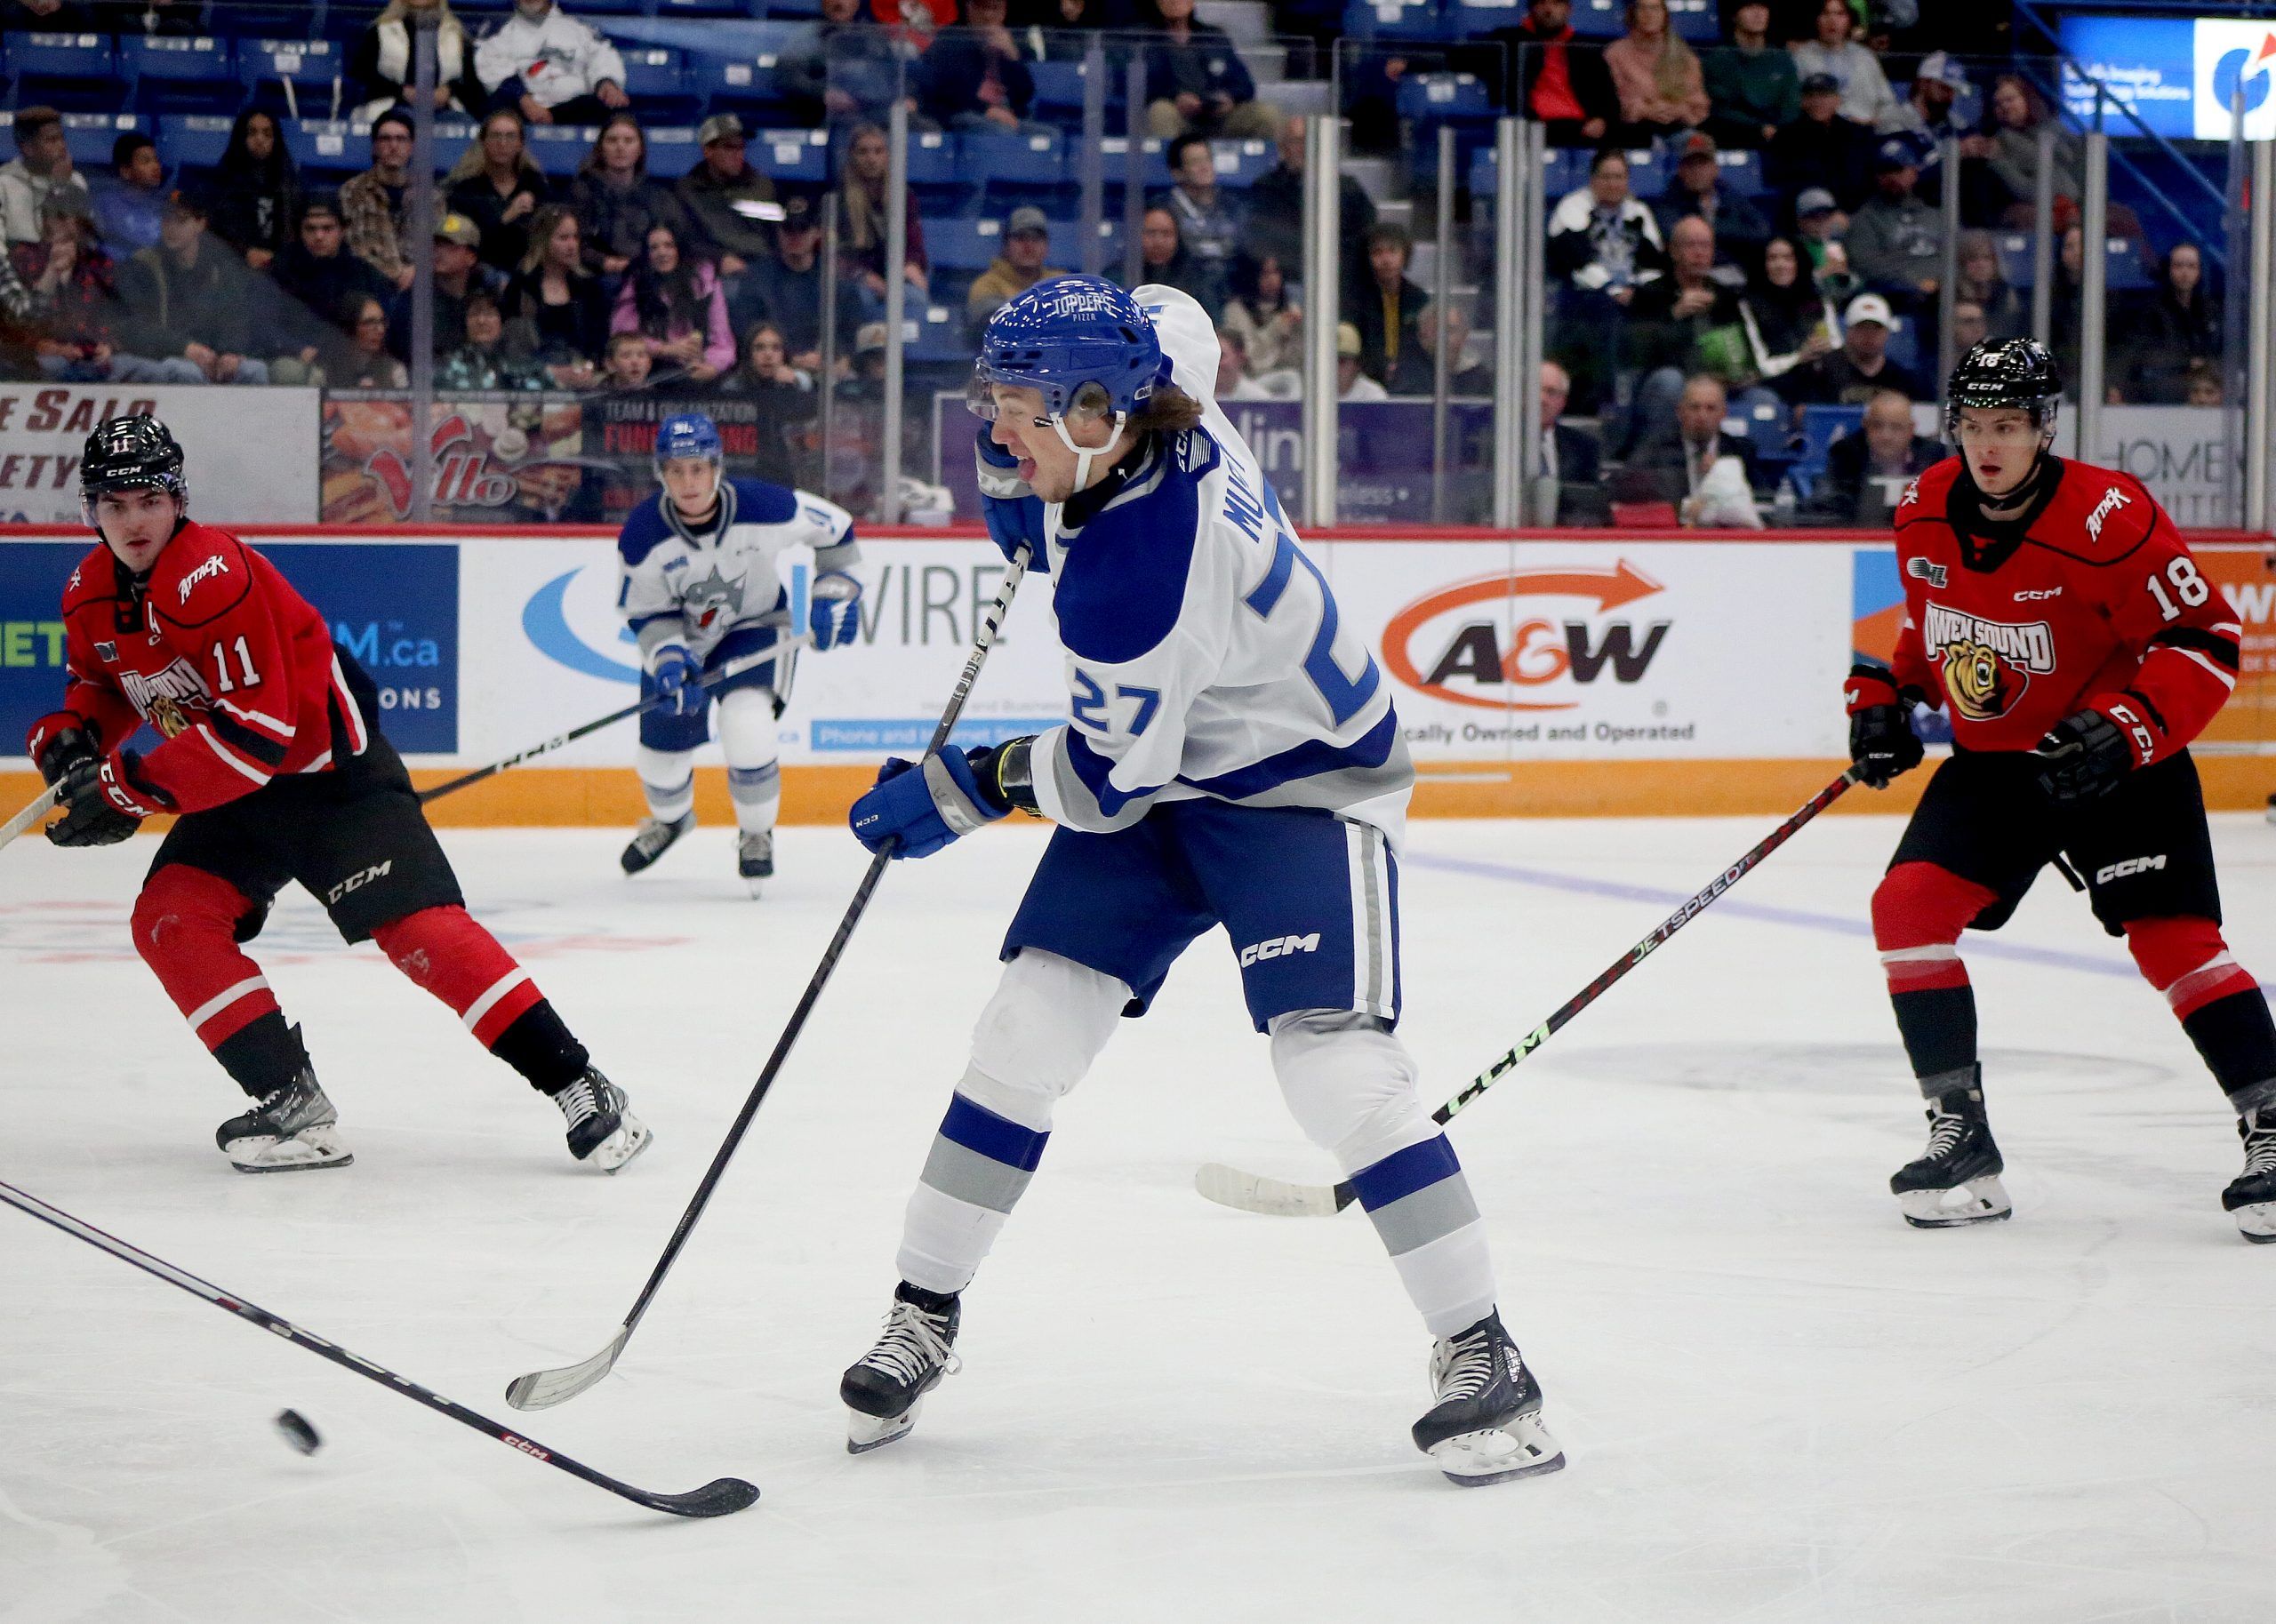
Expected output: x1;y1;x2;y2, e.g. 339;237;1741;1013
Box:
969;277;1166;491
653;411;725;506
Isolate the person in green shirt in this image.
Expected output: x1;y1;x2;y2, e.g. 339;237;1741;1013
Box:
1701;1;1799;149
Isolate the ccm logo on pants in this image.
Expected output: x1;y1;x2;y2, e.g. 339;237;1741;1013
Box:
2096;854;2168;885
327;860;394;904
1238;932;1321;967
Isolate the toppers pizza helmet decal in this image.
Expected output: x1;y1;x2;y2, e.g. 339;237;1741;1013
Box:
1921;602;2056;722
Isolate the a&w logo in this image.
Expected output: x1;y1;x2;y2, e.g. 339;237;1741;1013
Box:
1921;604;2056;722
326;861;393;905
119;656;210;737
2096;854;2168;884
2084;484;2132;542
1238;932;1320;967
1382;560;1669;713
177;552;230;603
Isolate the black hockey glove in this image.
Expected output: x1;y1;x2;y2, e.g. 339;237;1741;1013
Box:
2035;708;2131;804
34;724;97;788
1843;665;1923;789
47;755;140;847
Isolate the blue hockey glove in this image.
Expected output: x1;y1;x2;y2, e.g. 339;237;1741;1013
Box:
848;750;1006;860
810;569;863;650
650;646;704;717
974;426;1046;574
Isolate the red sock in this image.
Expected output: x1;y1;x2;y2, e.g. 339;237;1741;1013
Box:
133;865;282;1050
2125;916;2259;1017
371;905;544;1045
1871;861;1999;995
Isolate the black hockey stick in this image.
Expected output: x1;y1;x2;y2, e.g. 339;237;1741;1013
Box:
0;782;61;856
1195;769;1860;1217
416;621;809;806
0;1176;759;1518
507;549;1033;1411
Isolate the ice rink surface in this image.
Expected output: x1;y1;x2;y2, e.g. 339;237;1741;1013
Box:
4;810;2275;1622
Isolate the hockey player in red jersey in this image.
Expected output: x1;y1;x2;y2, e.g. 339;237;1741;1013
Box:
1846;340;2274;1240
30;416;652;1175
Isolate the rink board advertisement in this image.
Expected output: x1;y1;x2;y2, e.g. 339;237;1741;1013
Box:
0;386;319;525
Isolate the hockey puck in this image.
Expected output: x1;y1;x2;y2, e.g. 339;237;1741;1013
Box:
273;1409;323;1456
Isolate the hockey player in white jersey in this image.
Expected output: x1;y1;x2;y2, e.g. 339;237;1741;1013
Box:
837;278;1563;1487
615;412;862;894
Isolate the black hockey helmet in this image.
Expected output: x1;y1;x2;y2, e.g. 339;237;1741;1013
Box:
81;414;188;521
1944;338;2062;443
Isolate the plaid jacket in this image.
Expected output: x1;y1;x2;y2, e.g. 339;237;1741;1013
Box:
339;169;409;284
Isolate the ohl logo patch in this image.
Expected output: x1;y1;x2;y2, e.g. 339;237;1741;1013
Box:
1921;603;2056;722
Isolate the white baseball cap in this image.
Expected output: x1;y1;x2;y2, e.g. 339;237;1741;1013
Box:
1844;293;1895;329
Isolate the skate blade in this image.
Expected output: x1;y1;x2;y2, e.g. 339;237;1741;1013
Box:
741;876;767;899
1897;1175;2012;1228
225;1127;352;1174
846;1399;920;1455
1430;1412;1566;1487
582;1115;653;1174
2231;1199;2276;1243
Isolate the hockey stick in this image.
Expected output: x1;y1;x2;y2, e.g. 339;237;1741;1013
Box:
0;1176;758;1518
1195;769;1860;1217
416;623;811;806
0;783;62;855
507;549;1033;1410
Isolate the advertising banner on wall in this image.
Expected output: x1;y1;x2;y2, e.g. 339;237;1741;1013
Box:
320;396;597;524
2060;16;2276;140
0;386;318;525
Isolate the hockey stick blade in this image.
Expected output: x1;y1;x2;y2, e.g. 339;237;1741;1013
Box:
1193;772;1857;1218
0;1178;757;1518
506;1325;629;1411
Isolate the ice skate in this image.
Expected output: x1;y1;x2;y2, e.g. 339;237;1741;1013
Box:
1892;1076;2011;1228
1412;1309;1565;1487
553;1068;651;1172
737;830;773;897
619;812;693;876
216;1064;350;1173
2224;1107;2276;1243
840;1282;961;1454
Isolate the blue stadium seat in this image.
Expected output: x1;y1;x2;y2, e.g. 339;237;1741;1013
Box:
926;216;1006;273
657;0;758;15
527;124;599;178
5;32;118;110
1995;231;2033;288
1030;59;1123;124
1343;0;1444;42
284;118;367;178
767;0;824;15
238;37;348;111
757;127;829;184
1668;0;1719;43
1570;0;1626;36
692;31;806;120
1798;404;1864;481
905;129;959;188
1468;144;1495;196
2104;236;2152;292
28;112;148;172
1099;135;1174;193
1622;146;1665;196
156;113;237;172
619;47;700;120
1397;72;1494;122
429;118;477;176
963;131;1067;189
645;124;702;181
1208;139;1276;188
1451;0;1528;35
1544;147;1591;198
226;5;328;34
909;302;971;362
1714;149;1768;196
124;36;237;115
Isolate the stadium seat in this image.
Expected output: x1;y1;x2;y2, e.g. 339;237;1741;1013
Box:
1668;0;1718;42
1715;149;1768;196
238;37;349;117
5;32;119;111
527;123;599;178
767;0;824;15
1570;0;1623;36
6;111;149;172
284;118;367;179
926;216;1006;273
645;124;702;180
429;118;477;176
904;129;959;188
1030;59;1123;124
1544;147;1591;198
656;0;759;15
124;36;239;115
963;131;1067;190
1343;0;1443;42
1996;231;2033;288
757;127;830;185
1099;135;1174;193
1451;0;1527;36
1208;139;1275;188
1622;147;1666;196
1396;72;1495;122
1798;404;1864;481
909;302;972;362
1468;144;1496;196
2104;236;2152;292
156;113;237;172
618;47;701;121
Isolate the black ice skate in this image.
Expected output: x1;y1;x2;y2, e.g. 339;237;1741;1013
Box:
620;812;693;875
1892;1073;2011;1228
1412;1308;1565;1487
216;1060;350;1173
2223;1107;2276;1244
840;1282;961;1454
553;1068;651;1172
737;830;773;897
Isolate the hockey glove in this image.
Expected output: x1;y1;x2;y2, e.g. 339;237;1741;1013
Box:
2035;707;2132;804
650;646;705;718
47;751;164;848
1844;665;1923;789
975;426;1047;574
848;750;1006;860
809;569;863;651
32;723;97;788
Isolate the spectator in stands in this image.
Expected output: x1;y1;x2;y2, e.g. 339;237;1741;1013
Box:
1804;386;1939;525
966;207;1067;328
95;0;200;37
571;114;687;281
1951;298;1987;354
674;115;779;281
341;110;418;294
1656;133;1770;257
778;0;911;128
613;219;734;387
2185;358;2222;406
1214;325;1274;401
1162;134;1241;300
602;330;654;391
1352;222;1431;394
1983;73;2080;226
118;190;276;385
90;134;168;261
1220;251;1301;389
1604;0;1709;146
717;320;817;484
1792;188;1859;301
1243;115;1374;304
1846;140;1942;311
1;0;98;28
1768;75;1876;216
351;0;485;123
2123;242;2222;405
1538;360;1604;522
1626;373;1767;517
1787;0;1899;132
12;199;201;383
446;109;549;277
1131;204;1220;319
1142;0;1280;141
1952;228;2025;343
1738;235;1835;386
1335;321;1385;402
1419;301;1491;395
1625;214;1744;439
1777;292;1926;405
1702;2;1797;149
503;204;608;386
1;110;89;249
406;212;504;356
1506;0;1616;149
835;122;931;312
207;111;301;275
720;318;813;396
324;294;410;388
274;196;394;349
919;0;1041;132
1887;49;1969;158
747;195;856;374
1547;148;1668;306
437;287;548;389
476;0;629;127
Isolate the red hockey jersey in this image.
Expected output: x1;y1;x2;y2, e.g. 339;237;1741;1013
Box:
1876;456;2240;765
26;523;370;814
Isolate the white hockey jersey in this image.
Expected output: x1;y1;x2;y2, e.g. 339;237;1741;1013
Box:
1026;285;1411;844
615;476;858;672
